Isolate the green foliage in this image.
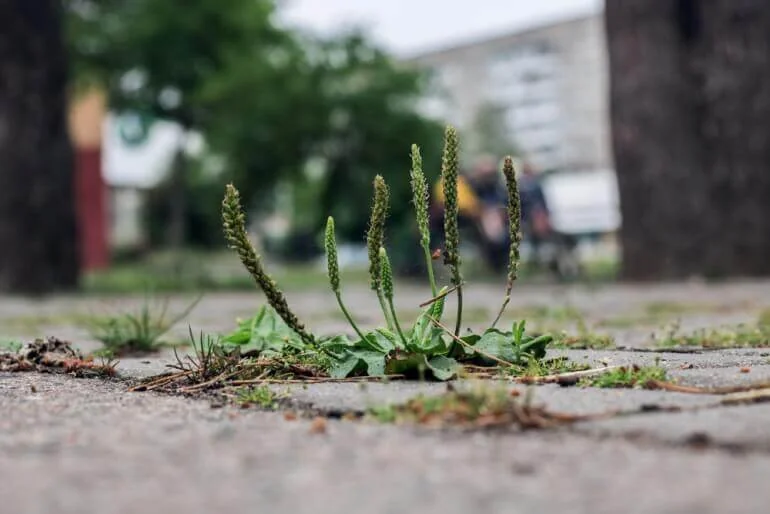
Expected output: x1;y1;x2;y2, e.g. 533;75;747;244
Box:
367;385;574;429
0;340;22;353
220;305;307;356
67;2;442;245
85;295;200;356
550;330;616;350
655;320;770;349
236;385;284;409
308;33;445;241
581;365;667;389
456;321;553;367
324;291;457;380
222;125;553;382
652;311;770;349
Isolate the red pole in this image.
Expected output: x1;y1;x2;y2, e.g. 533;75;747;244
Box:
74;147;108;270
69;90;109;272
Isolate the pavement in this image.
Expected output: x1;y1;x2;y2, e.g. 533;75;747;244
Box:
2;279;770;514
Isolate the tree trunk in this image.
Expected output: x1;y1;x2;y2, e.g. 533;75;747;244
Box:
0;0;79;294
605;0;770;280
694;0;770;277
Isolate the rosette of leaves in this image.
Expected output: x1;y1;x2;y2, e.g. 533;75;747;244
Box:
323;287;459;381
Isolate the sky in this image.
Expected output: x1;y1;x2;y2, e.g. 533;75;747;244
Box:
279;0;603;57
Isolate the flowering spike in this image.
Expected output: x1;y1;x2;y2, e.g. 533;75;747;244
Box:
379;246;407;345
491;156;523;328
411;143;438;296
441;126;461;274
222;184;314;345
379;247;394;301
324;216;340;294
366;175;390;291
440;125;464;336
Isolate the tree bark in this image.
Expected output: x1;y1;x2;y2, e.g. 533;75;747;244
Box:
694;0;770;276
605;0;770;280
0;0;80;294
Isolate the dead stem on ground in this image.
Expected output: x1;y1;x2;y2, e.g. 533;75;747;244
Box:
646;380;770;395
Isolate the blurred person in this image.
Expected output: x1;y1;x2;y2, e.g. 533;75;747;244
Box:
517;160;552;258
467;154;508;247
430;155;509;271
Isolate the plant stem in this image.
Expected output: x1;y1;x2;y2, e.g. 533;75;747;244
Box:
422;246;438;297
491;295;510;329
454;285;463;337
387;297;408;346
377;290;395;331
335;292;368;343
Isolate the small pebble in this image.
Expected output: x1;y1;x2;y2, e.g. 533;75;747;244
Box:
309;416;327;434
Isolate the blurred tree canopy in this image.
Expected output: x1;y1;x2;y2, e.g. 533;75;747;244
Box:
65;0;444;247
469;101;517;161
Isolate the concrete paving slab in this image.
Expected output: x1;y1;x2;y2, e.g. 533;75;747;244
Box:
576;403;770;451
552;348;770;370
1;373;770;514
270;381;722;416
669;364;770;388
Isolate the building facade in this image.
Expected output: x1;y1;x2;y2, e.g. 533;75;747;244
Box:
403;14;611;173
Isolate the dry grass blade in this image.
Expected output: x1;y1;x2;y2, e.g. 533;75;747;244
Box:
228;375;404;386
418;283;462;308
515;366;621;385
128;371;193;392
178;369;244;393
719;388;770;405
647;379;770;395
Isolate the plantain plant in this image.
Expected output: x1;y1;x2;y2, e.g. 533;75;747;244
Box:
221;124;552;382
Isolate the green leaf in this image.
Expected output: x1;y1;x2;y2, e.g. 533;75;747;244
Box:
517;333;553;360
329;353;363;378
426;355;458;381
221;305;305;355
359;350;387;376
372;329;399;353
448;333;479;359
417;327;449;354
462;325;553;366
430;289;447;321
318;334;353;358
409;287;449;351
472;329;518;365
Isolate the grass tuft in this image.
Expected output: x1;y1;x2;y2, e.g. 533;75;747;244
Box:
84;295;200;357
580;364;667;389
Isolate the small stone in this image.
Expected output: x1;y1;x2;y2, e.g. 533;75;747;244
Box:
309;416;327;434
